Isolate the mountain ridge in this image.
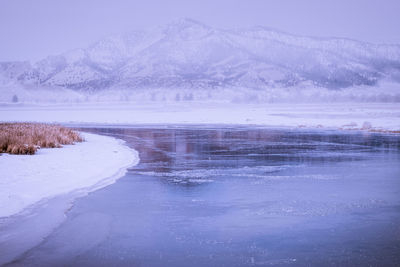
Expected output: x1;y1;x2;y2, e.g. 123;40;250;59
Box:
1;18;400;92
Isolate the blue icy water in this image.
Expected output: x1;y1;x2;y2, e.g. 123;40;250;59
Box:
9;126;400;266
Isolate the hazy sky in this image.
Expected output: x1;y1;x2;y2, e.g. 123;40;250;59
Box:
0;0;399;62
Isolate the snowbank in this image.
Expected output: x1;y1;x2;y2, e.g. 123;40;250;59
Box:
0;132;139;218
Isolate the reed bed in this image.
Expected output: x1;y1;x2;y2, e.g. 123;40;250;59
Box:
0;123;83;155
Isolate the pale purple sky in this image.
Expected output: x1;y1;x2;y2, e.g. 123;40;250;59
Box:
0;0;399;62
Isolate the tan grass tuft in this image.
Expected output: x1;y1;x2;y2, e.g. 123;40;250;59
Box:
0;123;83;155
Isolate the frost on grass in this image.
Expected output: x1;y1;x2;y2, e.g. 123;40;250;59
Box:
0;123;83;155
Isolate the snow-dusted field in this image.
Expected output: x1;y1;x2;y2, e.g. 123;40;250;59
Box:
0;132;139;218
1;102;399;132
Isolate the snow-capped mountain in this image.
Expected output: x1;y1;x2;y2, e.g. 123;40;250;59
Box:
1;18;400;92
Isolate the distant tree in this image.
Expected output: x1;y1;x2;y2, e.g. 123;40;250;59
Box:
175;93;181;101
183;93;194;101
12;94;19;103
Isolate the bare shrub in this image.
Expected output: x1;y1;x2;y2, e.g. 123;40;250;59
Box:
0;123;83;155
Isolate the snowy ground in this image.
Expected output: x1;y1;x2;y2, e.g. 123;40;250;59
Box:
0;102;399;132
0;132;139;218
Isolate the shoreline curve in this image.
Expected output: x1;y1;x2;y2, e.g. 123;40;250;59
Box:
0;132;139;265
0;132;140;218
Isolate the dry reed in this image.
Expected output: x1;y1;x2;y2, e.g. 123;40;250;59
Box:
0;123;83;155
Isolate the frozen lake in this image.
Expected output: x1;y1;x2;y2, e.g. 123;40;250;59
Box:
8;126;400;266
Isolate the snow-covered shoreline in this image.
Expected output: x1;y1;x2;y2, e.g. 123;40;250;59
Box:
0;132;139;218
0;102;399;132
0;101;398;218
